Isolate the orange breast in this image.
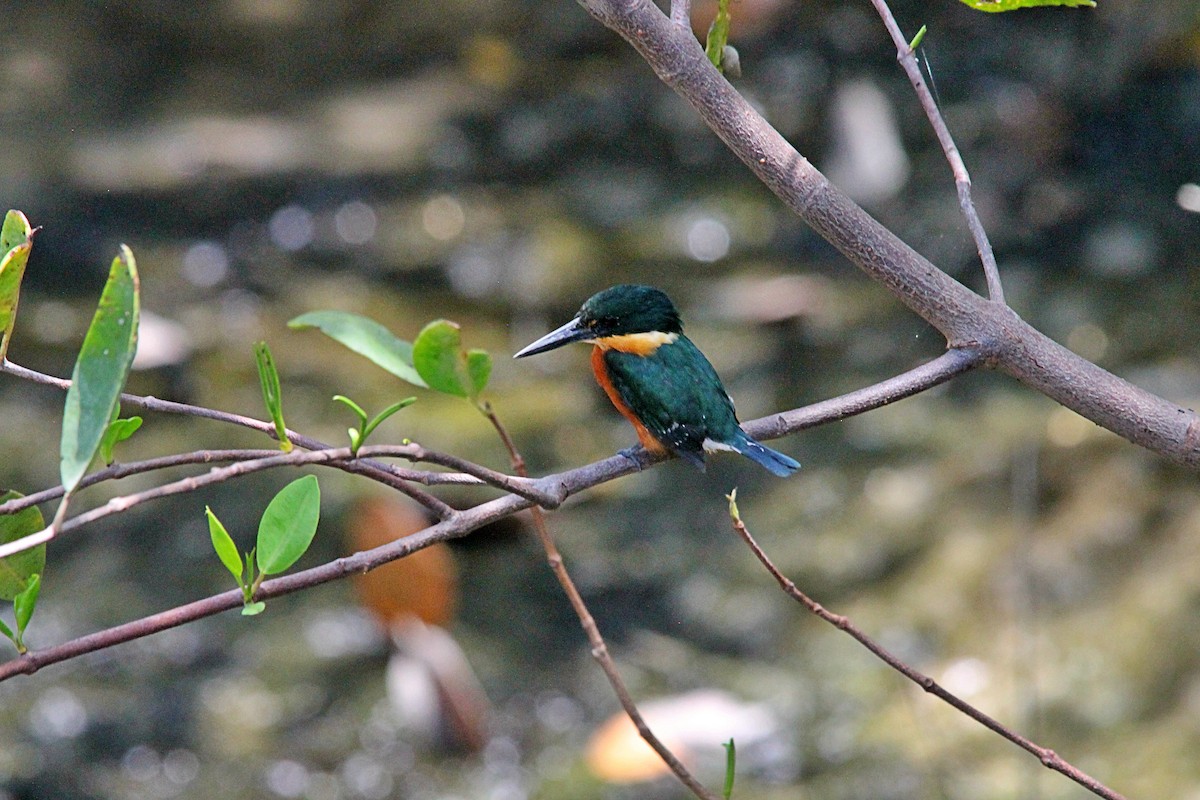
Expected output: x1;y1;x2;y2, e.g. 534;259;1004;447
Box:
591;346;668;454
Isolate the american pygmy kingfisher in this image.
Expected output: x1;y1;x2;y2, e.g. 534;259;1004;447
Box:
514;285;800;476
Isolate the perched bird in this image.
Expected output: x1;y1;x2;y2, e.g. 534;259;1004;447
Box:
514;285;800;476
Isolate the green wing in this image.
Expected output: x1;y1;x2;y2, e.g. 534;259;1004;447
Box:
602;336;741;460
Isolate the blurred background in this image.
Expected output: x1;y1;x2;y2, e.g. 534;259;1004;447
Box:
0;0;1198;798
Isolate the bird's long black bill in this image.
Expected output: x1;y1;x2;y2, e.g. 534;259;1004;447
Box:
513;316;591;358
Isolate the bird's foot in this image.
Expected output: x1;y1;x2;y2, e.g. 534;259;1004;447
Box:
618;446;650;471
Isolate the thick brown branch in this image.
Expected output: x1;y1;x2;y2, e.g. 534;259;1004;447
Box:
573;0;1200;469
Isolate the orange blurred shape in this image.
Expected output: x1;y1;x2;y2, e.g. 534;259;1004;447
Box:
347;495;492;753
585;690;778;784
585;712;687;783
350;495;457;628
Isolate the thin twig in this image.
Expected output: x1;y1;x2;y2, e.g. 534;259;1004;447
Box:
0;450;283;515
726;502;1128;800
0;448;456;560
0;361;566;513
749;346;981;441
483;407;720;800
0;360;455;509
357;444;560;508
866;1;1004;303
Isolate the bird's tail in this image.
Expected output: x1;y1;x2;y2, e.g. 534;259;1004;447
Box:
735;433;801;477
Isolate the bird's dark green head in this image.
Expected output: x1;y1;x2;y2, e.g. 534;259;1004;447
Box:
578;285;682;337
513;285;682;358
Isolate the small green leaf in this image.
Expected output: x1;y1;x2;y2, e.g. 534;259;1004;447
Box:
332;394;368;426
722;738;737;800
725;488;740;524
333;395;369;454
0;211;33;362
256;475;321;575
0;491;46;601
60;245;140;493
14;573;40;638
0;617;14;647
908;24;927;51
289;311;426;387
361;396;416;439
958;0;1094;10
254;341;292;453
241;601;266;616
99;414;143;465
206;506;245;585
413;320;492;400
705;0;733;72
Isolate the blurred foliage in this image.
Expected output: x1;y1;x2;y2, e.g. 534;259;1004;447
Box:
0;1;1198;799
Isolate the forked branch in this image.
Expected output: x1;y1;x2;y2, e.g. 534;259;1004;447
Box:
573;0;1200;469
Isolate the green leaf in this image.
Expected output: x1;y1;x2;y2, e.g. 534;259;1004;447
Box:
958;0;1094;10
0;491;46;600
332;394;368;427
241;601;266;616
60;245;140;493
908;24;927;51
254;341;292;452
289;311;426;387
255;475;321;575
99;414;143;466
0;617;14;646
334;395;417;455
0;210;34;363
14;573;40;637
360;397;417;440
705;0;732;72
206;506;245;585
722;738;737;800
413;319;491;400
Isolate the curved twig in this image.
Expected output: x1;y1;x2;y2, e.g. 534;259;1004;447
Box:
356;444;562;508
2;359;460;514
0;447;460;560
0;362;559;513
487;403;718;798
726;504;1126;800
868;0;1005;304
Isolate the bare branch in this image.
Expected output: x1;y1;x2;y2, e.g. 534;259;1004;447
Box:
867;0;1005;303
357;444;563;508
726;503;1128;800
747;346;982;441
0;450;288;515
487;407;718;800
